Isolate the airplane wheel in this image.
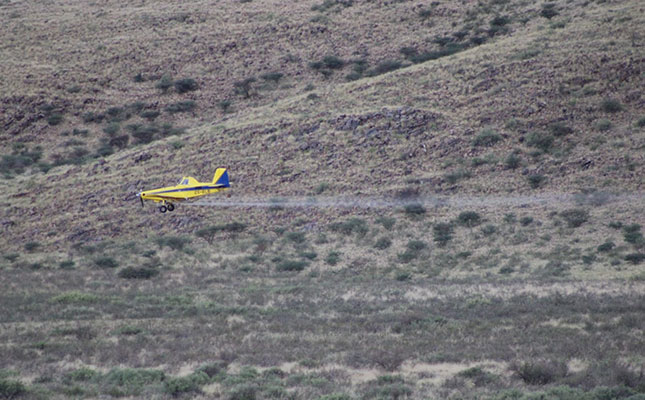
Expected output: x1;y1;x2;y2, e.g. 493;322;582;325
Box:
167;204;175;212
159;205;167;213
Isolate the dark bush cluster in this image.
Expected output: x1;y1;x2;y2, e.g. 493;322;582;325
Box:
561;209;589;228
473;129;502;147
118;267;159;279
329;218;368;237
511;360;567;385
433;222;454;246
457;211;482;227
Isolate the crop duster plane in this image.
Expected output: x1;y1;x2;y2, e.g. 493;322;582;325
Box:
137;167;230;213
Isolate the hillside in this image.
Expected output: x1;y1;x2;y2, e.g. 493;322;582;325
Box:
1;0;645;398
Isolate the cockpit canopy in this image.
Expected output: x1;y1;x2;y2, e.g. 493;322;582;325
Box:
178;177;198;186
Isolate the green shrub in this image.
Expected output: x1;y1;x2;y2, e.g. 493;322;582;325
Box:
549;122;573;137
560;208;589;228
369;60;403;76
166;100;196;113
623;224;643;245
163;372;208;396
228;384;257;400
156;74;173;93
103;368;165;393
218;100;232;113
285;231;306;244
129;124;158;144
376;217;396;230
155;236;190;251
329;218;368;237
481;224;497;236
59;260;75;269
321;55;345;69
597;241;615;252
433;222;453;246
0;379;26;399
174;78;198;93
64;367;100;382
520;216;533;226
51;291;99;304
636;116;645;128
325;251;341;266
512;360;567;385
601;98;623;113
444;169;471;184
260;72;284;84
525;131;555;152
457;211;482;227
47;112;63;125
404;203;426;218
277;260;308;272
140;110;160;121
528;174;546;189
109;134;129;149
625;253;645;264
505;152;522;169
118;267;159;279
95;256;119;268
103;122;120;136
540;3;558;19
234;77;257;98
473;129;502;146
374;237;392;250
24;241;40;252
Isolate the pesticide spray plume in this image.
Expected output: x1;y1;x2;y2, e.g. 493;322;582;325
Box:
185;191;643;210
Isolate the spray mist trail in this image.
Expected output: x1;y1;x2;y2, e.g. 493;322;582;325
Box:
184;192;644;210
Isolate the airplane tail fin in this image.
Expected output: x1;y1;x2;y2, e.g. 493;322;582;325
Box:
212;167;230;188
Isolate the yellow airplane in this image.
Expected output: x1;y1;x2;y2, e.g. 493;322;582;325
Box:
137;167;230;213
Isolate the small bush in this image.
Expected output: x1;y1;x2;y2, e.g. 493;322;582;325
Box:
260;72;284;84
601;98;623;113
457;211;482;227
595;119;612;132
47;113;63;126
218;100;232;113
505;152;522;169
525;131;555;152
24;241;40;252
285;231;306;244
369;60;403;76
512;360;567;385
51;291;99;304
118;267;159;279
473;129;502;146
0;379;26;399
376;217;396;230
277;260;308;272
540;3;559;19
166;100;196;113
321;55;345;69
140;110;160;121
156;74;173;93
520;216;534;226
549;122;573;137
528;174;546;189
103;122;120;136
234;77;257;98
625;253;645;264
636;116;645;128
174;78;198;93
623;224;643;245
374;237;392;250
329;218;368;237
404;203;426;218
433;222;454;246
95;256;119;268
444;169;471;184
163;372;207;396
597;241;615;252
156;236;190;251
59;260;75;269
560;208;589;228
325;251;341;266
407;240;427;251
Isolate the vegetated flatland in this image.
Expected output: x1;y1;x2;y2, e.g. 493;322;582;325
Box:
1;0;644;398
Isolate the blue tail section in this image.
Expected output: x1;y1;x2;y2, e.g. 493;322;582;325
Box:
213;168;230;188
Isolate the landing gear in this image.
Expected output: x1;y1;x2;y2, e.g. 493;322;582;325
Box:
158;203;175;213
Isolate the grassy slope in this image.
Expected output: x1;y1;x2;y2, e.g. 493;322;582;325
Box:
1;0;645;398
